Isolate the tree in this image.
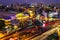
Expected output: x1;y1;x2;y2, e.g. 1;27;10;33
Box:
0;20;5;31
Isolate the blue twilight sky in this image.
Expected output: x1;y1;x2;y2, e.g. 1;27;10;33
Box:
0;0;60;5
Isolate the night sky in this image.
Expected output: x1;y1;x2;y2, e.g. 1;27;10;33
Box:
0;0;60;5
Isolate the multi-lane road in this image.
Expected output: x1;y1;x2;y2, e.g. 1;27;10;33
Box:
0;20;60;40
31;21;60;40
